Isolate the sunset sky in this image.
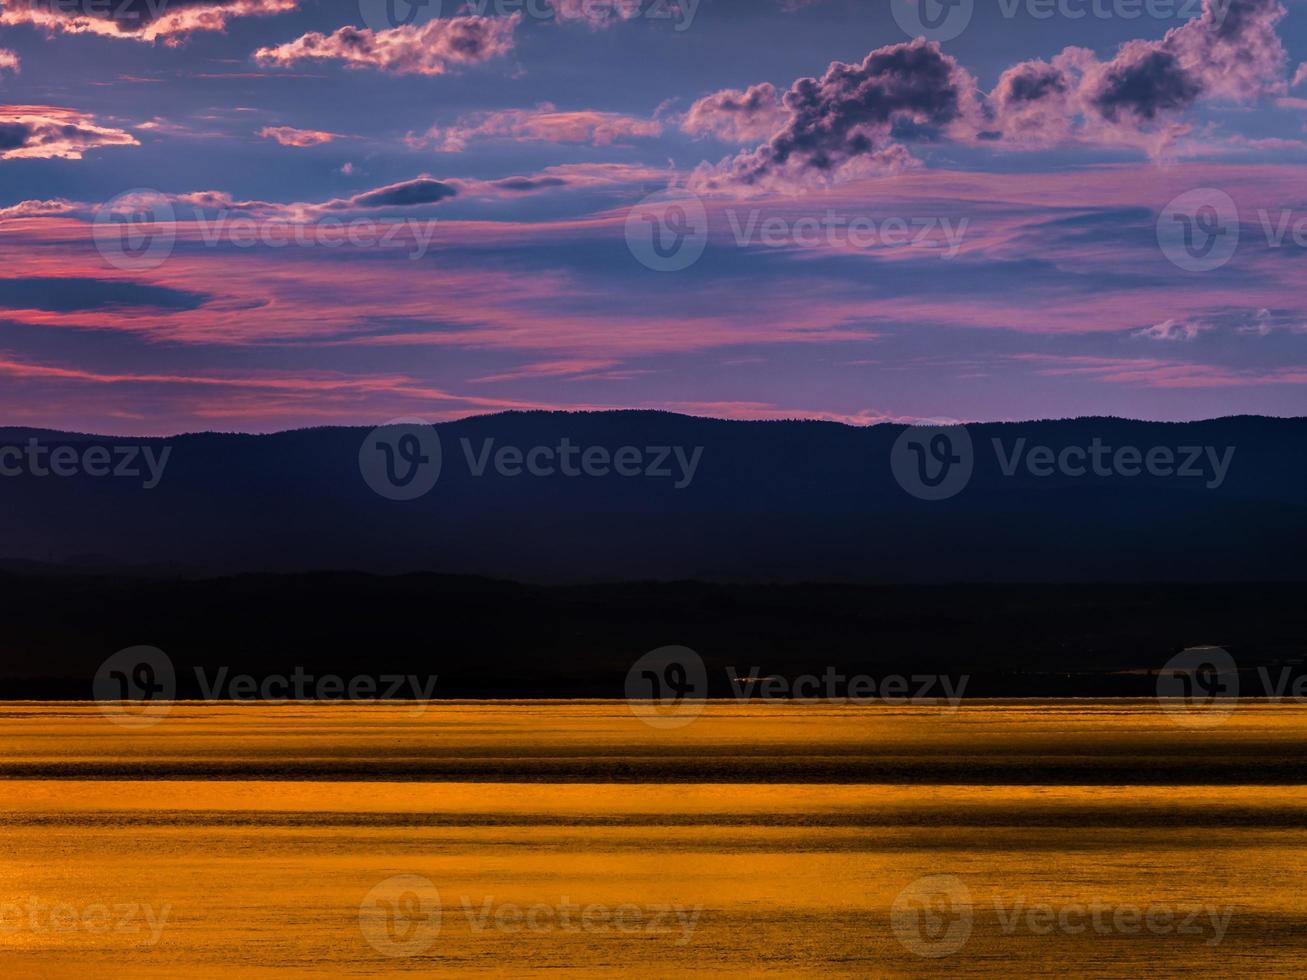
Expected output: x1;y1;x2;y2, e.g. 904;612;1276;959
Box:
1;0;1306;433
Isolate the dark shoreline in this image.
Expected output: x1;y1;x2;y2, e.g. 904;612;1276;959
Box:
3;570;1304;700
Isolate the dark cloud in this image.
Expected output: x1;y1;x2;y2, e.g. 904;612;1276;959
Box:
0;123;32;152
1003;64;1068;104
693;0;1289;191
484;177;569;192
681;83;788;143
346;178;460;208
1091;48;1203;121
695;38;975;191
0;277;208;313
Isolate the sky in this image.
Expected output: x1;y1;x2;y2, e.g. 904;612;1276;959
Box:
1;0;1306;433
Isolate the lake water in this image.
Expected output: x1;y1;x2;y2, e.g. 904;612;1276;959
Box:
2;701;1306;976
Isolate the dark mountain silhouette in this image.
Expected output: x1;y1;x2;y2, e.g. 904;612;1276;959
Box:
1;411;1303;582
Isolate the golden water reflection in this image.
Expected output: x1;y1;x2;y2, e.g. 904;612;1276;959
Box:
2;701;1306;976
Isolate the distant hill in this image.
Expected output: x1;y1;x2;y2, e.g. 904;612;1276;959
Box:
1;411;1304;582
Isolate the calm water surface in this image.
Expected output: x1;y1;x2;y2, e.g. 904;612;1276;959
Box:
2;701;1306;976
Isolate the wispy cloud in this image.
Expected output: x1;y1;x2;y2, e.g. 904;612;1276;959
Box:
253;15;519;76
258;125;338;147
419;104;661;151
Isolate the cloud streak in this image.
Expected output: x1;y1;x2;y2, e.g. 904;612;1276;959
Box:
421;104;662;151
258;125;338;146
0;0;299;46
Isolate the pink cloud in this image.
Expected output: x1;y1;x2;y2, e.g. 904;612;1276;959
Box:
1012;354;1307;388
258;126;338;147
0;105;138;160
0;0;299;47
690;0;1291;195
253;14;519;76
545;0;644;28
681;83;789;144
1134;319;1211;342
470;358;622;383
0;49;19;74
423;104;661;151
2;162;1304;417
0;198;76;218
